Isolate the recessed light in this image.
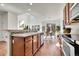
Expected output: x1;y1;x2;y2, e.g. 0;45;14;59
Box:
30;3;32;5
27;9;31;11
0;3;4;6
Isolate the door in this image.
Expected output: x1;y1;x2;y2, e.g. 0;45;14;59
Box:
12;37;24;56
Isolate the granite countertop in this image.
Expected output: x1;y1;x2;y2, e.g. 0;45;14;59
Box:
11;32;43;37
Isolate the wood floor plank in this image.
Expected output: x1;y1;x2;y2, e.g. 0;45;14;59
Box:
35;37;63;56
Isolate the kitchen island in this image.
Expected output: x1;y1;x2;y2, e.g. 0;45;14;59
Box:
11;32;44;56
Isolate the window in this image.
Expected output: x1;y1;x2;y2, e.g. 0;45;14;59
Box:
18;20;24;29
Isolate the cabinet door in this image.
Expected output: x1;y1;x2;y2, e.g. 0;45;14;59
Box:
37;34;41;48
64;3;70;25
63;6;66;25
66;3;69;24
33;35;38;54
25;36;32;56
12;37;24;56
0;41;7;56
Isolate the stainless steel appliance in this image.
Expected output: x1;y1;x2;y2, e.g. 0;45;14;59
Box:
62;35;75;56
62;35;79;56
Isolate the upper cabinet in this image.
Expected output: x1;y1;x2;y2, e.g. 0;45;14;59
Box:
63;3;70;25
69;3;79;23
69;3;78;19
63;3;79;25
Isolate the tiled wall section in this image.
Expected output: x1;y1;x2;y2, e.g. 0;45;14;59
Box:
0;41;7;56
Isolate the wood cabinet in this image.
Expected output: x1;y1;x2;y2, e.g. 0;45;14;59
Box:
69;3;74;8
12;33;44;56
25;36;32;56
63;3;79;25
37;34;41;49
63;3;70;25
12;37;24;56
0;41;7;56
69;3;79;23
33;35;38;55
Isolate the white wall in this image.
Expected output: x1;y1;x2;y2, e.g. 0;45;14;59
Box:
0;15;2;39
18;13;42;31
18;13;29;28
0;12;18;30
18;13;41;25
2;12;8;30
0;15;2;30
8;12;18;29
18;13;63;31
70;23;79;34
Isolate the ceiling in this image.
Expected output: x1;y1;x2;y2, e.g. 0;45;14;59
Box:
0;3;65;22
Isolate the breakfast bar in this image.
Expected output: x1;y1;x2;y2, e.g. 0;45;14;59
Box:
11;32;44;56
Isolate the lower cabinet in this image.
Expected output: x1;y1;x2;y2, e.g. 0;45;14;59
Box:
25;36;32;56
33;35;38;55
0;41;7;56
37;34;41;49
12;37;25;56
12;33;43;56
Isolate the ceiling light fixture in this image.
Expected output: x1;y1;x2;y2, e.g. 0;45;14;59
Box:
0;3;4;6
30;3;32;5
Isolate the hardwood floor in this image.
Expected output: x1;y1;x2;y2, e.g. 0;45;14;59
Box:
35;36;63;56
